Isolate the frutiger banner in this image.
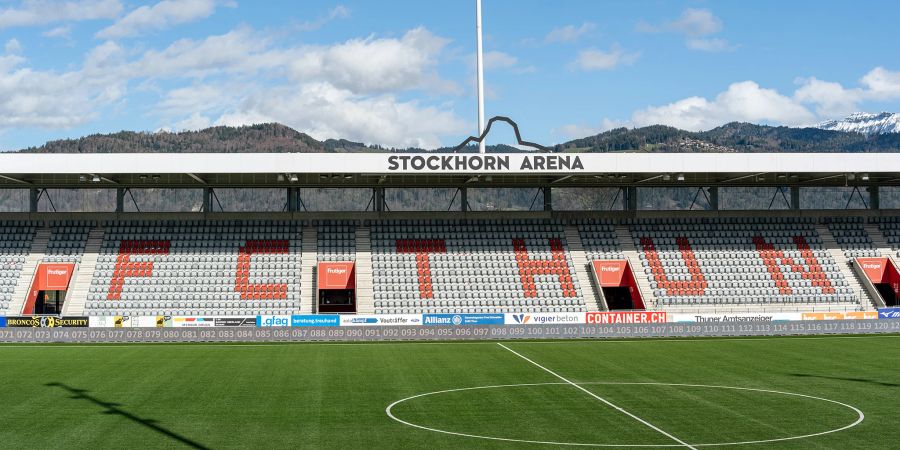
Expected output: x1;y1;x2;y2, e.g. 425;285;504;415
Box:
670;313;802;323
585;311;667;324
504;312;585;325
592;260;629;286
857;257;889;282
340;315;422;326
317;262;355;290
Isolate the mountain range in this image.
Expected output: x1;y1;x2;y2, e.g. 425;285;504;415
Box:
7;113;896;213
817;112;900;135
13;113;900;155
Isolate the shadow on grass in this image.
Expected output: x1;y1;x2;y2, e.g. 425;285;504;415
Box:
789;373;900;387
45;382;209;450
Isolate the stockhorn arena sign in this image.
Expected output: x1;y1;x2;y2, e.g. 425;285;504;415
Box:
387;154;584;172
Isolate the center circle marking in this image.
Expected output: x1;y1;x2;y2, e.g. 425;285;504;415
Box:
385;382;864;447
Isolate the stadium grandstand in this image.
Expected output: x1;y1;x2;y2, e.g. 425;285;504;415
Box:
0;151;899;318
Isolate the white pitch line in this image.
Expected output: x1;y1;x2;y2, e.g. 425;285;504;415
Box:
497;343;697;450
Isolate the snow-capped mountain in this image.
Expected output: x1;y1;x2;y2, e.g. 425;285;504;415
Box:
816;112;900;135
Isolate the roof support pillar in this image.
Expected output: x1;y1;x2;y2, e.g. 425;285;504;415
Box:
790;186;800;210
287;187;297;212
460;187;468;212
116;188;125;213
373;187;385;212
869;185;879;210
624;187;637;211
542;187;552;211
203;187;213;213
29;188;38;212
708;187;719;210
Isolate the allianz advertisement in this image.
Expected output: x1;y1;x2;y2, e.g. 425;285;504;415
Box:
423;314;504;326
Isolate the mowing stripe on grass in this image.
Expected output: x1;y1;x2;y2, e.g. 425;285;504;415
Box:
497;343;697;450
0;334;898;349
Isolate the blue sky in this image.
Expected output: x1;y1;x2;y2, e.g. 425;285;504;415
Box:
0;0;899;150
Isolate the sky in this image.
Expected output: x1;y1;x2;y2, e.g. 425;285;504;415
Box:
0;0;899;151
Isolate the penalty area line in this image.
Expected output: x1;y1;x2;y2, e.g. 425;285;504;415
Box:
497;343;697;450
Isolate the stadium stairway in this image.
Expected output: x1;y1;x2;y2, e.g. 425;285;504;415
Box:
864;223;892;257
616;225;656;310
565;225;605;311
355;224;375;314
8;227;49;315
301;225;317;313
62;225;104;316
817;224;875;311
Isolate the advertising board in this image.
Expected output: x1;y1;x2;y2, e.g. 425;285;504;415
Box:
4;316;88;327
422;314;504;326
256;315;291;327
339;315;422;326
291;315;340;327
504;312;584;325
172;317;216;328
670;313;802;323
115;316;169;327
585;311;667;324
0;316;6;327
801;311;878;321
877;307;900;319
317;262;356;290
215;317;256;327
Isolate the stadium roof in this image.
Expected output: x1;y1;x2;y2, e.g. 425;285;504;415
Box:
1;152;899;189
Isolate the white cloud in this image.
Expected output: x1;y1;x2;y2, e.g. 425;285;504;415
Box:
296;5;350;32
793;77;863;117
638;8;733;52
544;23;595;43
130;27;279;78
96;0;221;39
173;112;212;131
667;8;722;36
554;119;623;139
792;67;900;118
0;59;109;129
134;26;465;147
0;24;468;149
0;0;122;29
611;81;815;131
212;83;467;149
686;38;735;53
5;39;22;54
585;67;900;134
288;27;457;94
42;25;72;38
572;44;639;71
860;66;900;98
482;50;517;70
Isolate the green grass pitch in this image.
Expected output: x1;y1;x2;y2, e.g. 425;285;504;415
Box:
0;335;898;449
